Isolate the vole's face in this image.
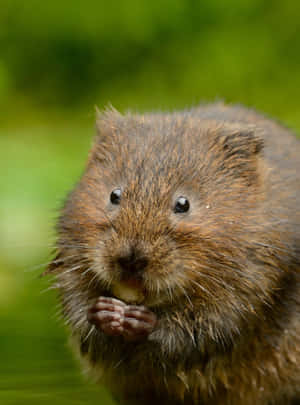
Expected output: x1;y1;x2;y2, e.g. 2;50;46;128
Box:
55;110;266;315
90;182;196;307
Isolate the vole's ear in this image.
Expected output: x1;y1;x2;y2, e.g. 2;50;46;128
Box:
88;106;124;164
95;105;124;139
219;126;264;159
211;125;264;186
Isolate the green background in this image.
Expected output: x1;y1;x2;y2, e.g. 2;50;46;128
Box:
1;1;300;404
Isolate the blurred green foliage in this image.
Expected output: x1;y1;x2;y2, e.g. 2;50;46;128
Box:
1;0;300;126
0;1;300;404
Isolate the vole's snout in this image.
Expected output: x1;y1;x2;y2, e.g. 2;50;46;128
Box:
115;247;149;279
110;246;149;303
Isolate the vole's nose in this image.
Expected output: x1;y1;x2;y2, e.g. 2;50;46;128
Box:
116;248;149;277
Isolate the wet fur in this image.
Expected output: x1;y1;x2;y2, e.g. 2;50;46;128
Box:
48;103;300;405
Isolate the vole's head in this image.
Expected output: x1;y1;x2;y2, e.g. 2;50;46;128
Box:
51;108;269;321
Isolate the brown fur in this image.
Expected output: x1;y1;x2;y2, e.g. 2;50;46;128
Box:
48;103;300;405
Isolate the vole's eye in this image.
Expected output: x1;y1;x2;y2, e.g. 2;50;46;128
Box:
174;196;190;213
110;188;122;205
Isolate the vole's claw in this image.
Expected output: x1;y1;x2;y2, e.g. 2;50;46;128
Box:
121;305;157;340
124;306;157;325
87;296;125;336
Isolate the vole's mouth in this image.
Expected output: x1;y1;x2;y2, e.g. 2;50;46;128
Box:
111;279;146;304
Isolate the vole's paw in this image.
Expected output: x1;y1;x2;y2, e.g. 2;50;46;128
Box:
87;296;126;336
87;297;156;341
122;305;157;341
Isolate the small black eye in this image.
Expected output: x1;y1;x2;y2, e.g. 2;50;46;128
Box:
110;188;122;205
174;196;190;213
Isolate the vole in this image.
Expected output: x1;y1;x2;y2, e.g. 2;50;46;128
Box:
47;103;300;405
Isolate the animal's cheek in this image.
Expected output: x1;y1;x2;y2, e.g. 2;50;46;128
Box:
88;244;116;287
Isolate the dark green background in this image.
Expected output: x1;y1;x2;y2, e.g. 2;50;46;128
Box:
1;1;299;404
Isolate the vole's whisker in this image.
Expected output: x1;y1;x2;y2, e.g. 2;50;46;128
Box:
80;267;94;277
174;278;194;308
40;283;61;294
